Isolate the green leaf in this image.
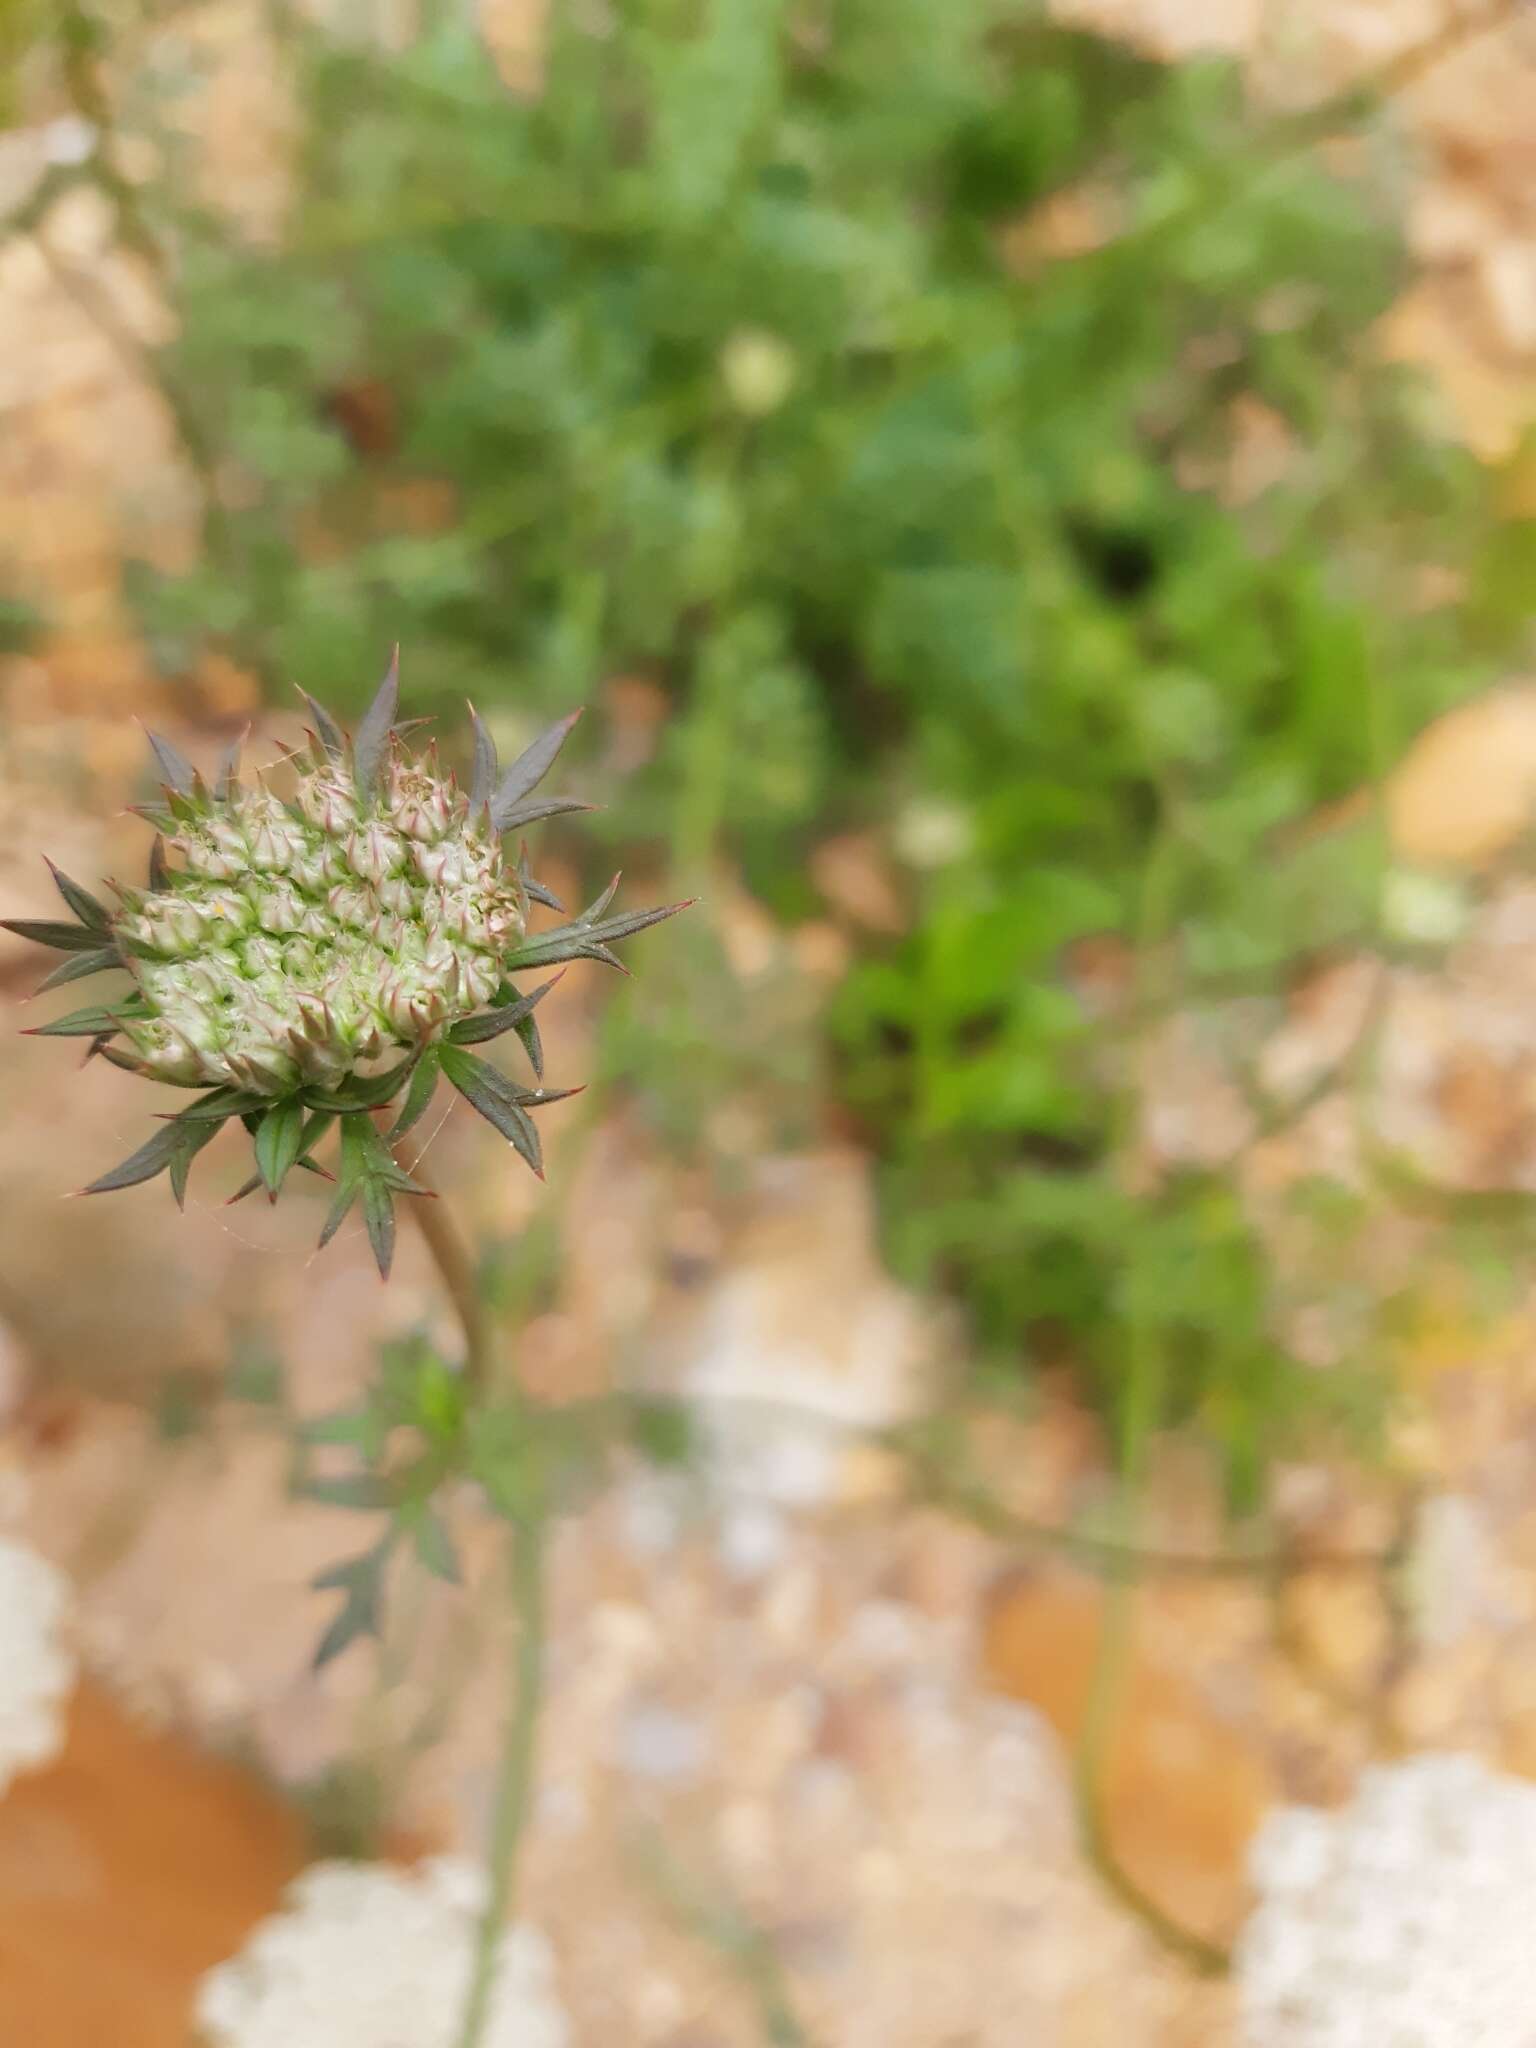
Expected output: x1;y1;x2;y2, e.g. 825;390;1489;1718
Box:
43;858;109;931
2;918;110;953
386;1047;441;1140
353;644;400;798
489;708;582;830
447;975;560;1049
298;1473;395;1510
311;1542;390;1669
410;1507;460;1584
439;1044;544;1176
143;728;196;795
297;1408;376;1448
34;945;122;994
254;1097;307;1196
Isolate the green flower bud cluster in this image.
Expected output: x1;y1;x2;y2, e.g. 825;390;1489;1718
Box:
4;656;689;1275
118;758;522;1094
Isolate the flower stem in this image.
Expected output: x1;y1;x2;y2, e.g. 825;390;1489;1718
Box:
390;1150;550;2048
393;1150;493;1394
455;1510;547;2048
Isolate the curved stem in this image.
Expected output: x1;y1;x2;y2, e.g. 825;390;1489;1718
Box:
455;1512;547;2048
393;1151;494;1394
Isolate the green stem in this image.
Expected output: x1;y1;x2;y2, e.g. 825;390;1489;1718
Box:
392;1160;551;2048
455;1509;547;2048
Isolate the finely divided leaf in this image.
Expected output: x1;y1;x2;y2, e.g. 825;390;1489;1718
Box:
489;708;582;830
311;1543;389;1669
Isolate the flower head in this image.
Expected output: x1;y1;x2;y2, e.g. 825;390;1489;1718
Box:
4;654;689;1275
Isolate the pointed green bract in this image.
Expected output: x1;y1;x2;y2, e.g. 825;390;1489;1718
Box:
489;708;582;830
297;688;346;760
352;645;400;797
34;945;121;994
144;728;196;795
311;1540;391;1669
387;1047;441;1141
468;705;499;810
446;974;559;1048
439;1042;549;1176
2;918;109;953
506;893;693;972
254;1098;307;1196
44;859;109;931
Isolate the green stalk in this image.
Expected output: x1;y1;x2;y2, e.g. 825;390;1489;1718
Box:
455;1509;548;2048
398;1171;550;2048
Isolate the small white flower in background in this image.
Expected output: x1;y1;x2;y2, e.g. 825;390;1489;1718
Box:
1239;1753;1536;2046
719;328;796;417
196;1858;568;2048
1380;867;1470;950
892;797;974;870
0;1535;75;1795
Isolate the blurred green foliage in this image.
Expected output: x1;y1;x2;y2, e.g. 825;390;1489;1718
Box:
98;0;1533;1499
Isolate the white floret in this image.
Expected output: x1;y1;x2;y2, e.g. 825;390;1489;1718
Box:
0;1535;75;1795
195;1856;568;2048
1239;1753;1536;2047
